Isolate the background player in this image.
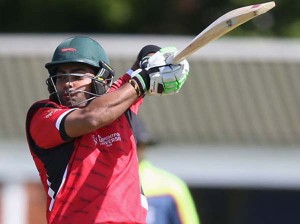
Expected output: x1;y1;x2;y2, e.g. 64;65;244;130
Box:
135;117;200;224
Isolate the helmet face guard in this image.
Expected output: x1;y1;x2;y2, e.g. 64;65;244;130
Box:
92;60;114;96
45;36;114;107
46;61;114;107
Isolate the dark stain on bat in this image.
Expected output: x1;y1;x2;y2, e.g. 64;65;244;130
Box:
226;19;233;27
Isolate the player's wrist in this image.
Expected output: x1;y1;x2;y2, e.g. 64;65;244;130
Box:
129;79;143;97
132;70;149;91
129;69;150;97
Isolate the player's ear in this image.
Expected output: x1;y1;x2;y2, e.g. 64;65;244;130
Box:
92;60;115;95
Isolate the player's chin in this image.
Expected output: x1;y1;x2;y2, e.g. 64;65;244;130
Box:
68;98;89;108
60;97;78;107
60;99;74;108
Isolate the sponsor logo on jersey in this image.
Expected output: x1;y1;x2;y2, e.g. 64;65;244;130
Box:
92;132;121;147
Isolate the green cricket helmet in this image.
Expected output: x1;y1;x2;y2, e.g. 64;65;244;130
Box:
45;36;115;106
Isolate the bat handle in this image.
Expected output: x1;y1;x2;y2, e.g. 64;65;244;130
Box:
168;51;185;64
166;52;181;64
165;56;173;64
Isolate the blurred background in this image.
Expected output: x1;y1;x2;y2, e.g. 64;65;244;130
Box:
0;0;300;223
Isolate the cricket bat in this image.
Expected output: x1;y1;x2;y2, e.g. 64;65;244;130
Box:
170;1;276;64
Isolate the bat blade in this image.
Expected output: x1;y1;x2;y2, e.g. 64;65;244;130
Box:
171;1;276;64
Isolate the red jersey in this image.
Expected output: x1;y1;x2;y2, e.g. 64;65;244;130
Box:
25;73;147;224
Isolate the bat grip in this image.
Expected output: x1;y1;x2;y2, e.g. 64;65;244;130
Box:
166;52;181;64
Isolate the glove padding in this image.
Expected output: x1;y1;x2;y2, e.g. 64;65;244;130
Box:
146;47;190;96
130;47;189;96
148;61;189;95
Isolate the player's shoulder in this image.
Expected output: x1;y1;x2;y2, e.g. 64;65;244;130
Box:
27;99;68;120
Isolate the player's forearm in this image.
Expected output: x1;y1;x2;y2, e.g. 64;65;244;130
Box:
88;82;139;125
65;83;139;137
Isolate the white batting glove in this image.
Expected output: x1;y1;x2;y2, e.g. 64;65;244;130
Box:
145;47;176;69
145;47;190;96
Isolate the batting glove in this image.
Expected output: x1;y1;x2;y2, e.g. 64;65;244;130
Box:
148;61;189;95
147;47;190;95
129;47;189;96
130;45;161;71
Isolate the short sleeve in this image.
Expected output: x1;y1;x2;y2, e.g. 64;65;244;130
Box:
30;107;76;148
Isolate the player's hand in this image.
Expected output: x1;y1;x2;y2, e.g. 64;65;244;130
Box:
146;47;190;95
148;60;189;95
130;46;179;95
144;47;177;69
131;45;161;71
129;47;189;96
